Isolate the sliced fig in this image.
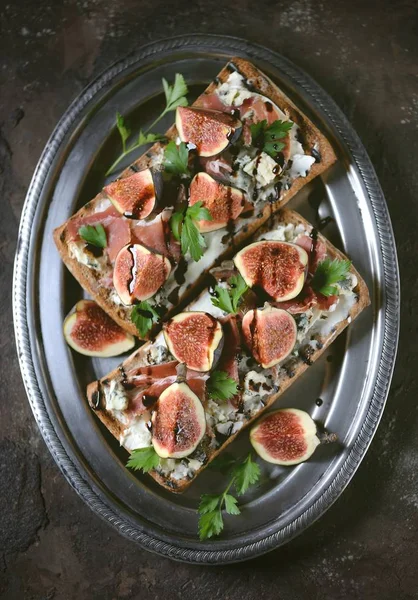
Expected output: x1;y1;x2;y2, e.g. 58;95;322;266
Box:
152;381;206;458
189;172;246;232
104;169;162;219
234;241;308;301
113;243;171;305
250;408;337;466
163;312;224;372
176;106;242;157
63;300;135;357
242;306;297;368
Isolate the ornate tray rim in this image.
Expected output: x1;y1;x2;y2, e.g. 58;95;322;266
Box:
13;34;400;564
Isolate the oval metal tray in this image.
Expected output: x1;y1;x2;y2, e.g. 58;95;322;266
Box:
13;34;400;564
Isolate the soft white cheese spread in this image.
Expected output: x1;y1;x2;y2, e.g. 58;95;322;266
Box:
105;380;128;411
120;415;152;451
289;154;316;178
243;151;278;188
68;241;106;270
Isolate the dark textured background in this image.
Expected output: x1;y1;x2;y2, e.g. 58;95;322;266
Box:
1;0;417;598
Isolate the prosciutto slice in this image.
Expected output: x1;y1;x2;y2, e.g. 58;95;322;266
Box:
67;205;120;240
125;360;208;417
131;210;181;263
67;204;130;264
295;234;327;275
197;92;232;112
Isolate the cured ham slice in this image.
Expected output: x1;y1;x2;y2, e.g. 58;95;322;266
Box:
197;92;231;112
67;205;120;240
106;218;131;263
295;234;327;274
131;211;181;263
274;287;317;314
125;360;208;417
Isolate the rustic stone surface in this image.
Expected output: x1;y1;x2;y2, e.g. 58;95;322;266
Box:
1;0;417;598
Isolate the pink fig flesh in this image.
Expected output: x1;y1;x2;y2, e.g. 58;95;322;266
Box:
250;408;320;465
163;312;224;372
63;300;135;357
152;382;206;459
234;241;308;301
104;169;160;219
176;106;242;157
242;306;296;368
113;244;171;305
189;172;246;232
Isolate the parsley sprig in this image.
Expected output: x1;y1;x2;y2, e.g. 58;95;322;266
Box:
163;141;190;176
211;274;248;314
207;370;238;402
78;224;107;248
170;201;212;262
311;258;352;297
198;454;261;540
250;119;293;158
106;74;189;176
131;301;160;338
126;447;160;473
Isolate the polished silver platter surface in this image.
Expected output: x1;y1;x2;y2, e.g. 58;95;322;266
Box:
13;34;400;564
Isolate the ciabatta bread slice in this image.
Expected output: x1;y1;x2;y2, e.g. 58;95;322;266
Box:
54;58;336;338
86;208;370;492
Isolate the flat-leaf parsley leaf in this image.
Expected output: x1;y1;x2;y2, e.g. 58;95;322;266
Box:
78;224;107;248
311;258;352;297
250;119;293;158
198;453;261;540
170;201;212;262
106;74;188;175
126;447;160;473
131;301;160;338
211;274;248;314
207;370;238;402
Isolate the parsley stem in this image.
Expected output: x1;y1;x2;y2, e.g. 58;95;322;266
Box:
145;110;166;134
105;142;145;177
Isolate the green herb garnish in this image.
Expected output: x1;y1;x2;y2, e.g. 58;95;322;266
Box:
131;301;160;338
250;119;293;158
207;370;238;402
211;274;248;314
311;258;352;297
198;453;261;540
163;141;190;176
105;74;188;176
78;224;107;248
170;201;212;262
126;447;160;473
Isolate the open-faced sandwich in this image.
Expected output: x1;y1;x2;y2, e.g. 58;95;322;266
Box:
54;57;336;339
54;58;370;539
86;209;370;492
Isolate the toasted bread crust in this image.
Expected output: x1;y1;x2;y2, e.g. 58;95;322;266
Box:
54;58;336;338
87;208;370;493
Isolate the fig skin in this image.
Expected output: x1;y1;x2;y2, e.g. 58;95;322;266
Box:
151;381;206;459
163;311;224;372
250;408;322;466
113;243;171;305
104;169;162;220
234;241;308;302
63;300;135;357
176;106;242;157
242;306;297;369
189;172;246;232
